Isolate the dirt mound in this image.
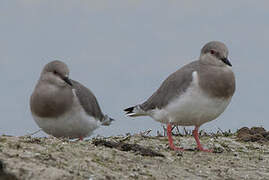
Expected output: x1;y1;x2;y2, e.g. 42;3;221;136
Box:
237;127;269;143
0;131;269;179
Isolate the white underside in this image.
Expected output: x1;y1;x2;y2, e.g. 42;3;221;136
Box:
33;90;101;138
148;71;232;126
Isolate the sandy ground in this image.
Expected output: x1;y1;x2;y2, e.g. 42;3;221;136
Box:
0;131;269;180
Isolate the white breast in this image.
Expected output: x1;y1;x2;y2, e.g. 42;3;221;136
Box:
150;71;231;126
33;90;101;138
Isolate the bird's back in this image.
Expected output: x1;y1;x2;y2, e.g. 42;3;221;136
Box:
141;60;235;112
141;61;200;111
71;80;105;121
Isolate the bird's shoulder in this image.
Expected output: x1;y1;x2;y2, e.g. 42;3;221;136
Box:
141;60;200;111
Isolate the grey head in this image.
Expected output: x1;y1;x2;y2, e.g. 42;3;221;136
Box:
198;41;235;98
30;60;74;118
40;60;73;87
200;41;232;67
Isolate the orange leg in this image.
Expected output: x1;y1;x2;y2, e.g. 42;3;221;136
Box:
192;126;212;152
167;124;184;151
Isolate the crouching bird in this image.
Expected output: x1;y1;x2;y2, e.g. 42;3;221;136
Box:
30;60;114;139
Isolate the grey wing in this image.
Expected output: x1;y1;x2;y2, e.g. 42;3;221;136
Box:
141;61;199;111
72;80;105;121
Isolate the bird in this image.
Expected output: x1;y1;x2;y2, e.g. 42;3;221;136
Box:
124;41;235;152
30;60;114;139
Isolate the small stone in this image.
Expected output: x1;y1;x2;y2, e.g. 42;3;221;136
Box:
237;127;251;138
213;147;224;153
0;138;7;143
251;134;264;142
239;134;252;142
265;134;269;141
175;151;183;157
250;127;266;135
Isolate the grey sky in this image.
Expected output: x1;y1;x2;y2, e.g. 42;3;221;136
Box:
0;0;268;137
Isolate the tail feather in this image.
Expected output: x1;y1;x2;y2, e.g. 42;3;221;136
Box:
124;107;135;114
101;115;114;126
124;105;147;117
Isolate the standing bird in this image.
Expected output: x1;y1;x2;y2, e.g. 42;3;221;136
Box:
124;41;235;152
30;60;113;139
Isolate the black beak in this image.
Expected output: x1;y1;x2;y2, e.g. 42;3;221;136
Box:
63;77;73;86
221;57;232;67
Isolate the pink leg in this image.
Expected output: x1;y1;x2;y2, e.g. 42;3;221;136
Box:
167;124;184;151
192;126;212;152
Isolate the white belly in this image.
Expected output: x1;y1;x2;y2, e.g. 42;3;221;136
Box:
32;93;101;138
150;71;232;126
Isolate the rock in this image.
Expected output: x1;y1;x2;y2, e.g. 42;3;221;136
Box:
0;160;18;180
251;134;265;142
265;134;269;141
239;134;252;142
237;127;251;138
237;126;269;143
261;131;269;138
250;127;266;134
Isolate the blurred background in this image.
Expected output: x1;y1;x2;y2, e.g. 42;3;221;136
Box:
0;0;268;137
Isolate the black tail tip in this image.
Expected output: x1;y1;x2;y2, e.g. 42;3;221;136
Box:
124;107;134;114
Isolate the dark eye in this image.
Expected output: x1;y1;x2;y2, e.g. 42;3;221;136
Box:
210;50;215;55
53;70;57;75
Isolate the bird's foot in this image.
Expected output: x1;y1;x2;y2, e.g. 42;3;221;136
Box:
169;145;184;151
197;146;213;152
167;124;184;151
193;126;213;152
